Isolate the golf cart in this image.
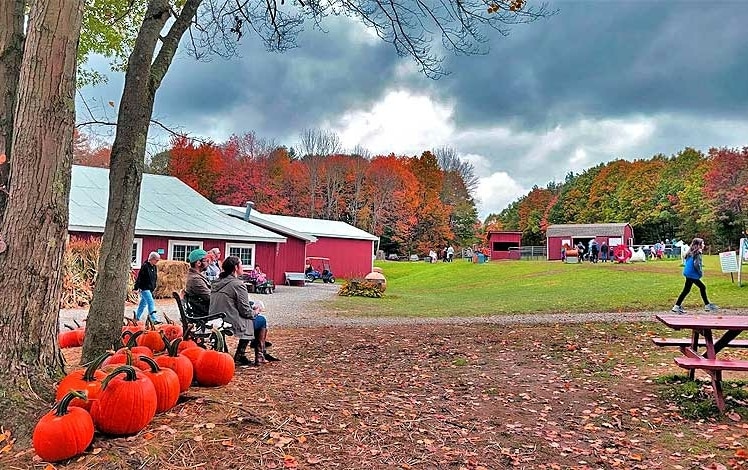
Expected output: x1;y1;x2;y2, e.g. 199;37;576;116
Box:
305;257;335;283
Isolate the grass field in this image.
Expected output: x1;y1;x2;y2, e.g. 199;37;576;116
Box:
330;256;748;318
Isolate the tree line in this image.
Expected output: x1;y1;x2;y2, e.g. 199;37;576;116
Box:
486;147;748;251
94;131;480;257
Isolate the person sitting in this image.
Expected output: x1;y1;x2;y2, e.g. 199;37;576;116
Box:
210;256;258;366
185;249;211;316
204;247;221;281
249;300;280;364
304;263;313;275
249;264;267;284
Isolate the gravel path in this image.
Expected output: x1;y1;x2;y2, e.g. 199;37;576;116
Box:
59;282;747;330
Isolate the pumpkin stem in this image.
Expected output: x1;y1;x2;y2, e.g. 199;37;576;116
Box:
163;313;174;325
182;324;195;341
122;330;144;348
81;351;113;382
160;332;182;356
54;390;88;416
210;327;226;352
139;355;161;373
101;365;138;389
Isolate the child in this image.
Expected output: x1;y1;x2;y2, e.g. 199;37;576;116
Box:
250;300;280;364
671;237;719;314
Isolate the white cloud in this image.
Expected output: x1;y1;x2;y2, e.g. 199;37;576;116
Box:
476;172;527;218
330;90;454;155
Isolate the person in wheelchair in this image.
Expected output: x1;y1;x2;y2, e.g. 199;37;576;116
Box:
210;256;258;366
185;249;211;316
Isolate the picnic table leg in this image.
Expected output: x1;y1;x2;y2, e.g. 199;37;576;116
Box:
689;330;700;381
712;370;726;412
703;329;727;412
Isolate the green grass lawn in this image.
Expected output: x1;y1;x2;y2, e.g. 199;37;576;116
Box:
330;256;748;318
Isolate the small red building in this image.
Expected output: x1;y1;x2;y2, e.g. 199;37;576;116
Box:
546;223;634;261
487;231;522;260
244;210;378;279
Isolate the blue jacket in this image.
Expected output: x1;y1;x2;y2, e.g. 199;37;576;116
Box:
683;252;703;280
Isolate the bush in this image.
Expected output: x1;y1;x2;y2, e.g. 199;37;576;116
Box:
338;279;384;298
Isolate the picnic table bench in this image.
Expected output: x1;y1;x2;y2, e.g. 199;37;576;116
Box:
285;272;306;286
655;314;748;412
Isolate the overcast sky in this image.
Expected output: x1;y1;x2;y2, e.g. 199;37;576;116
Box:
78;0;748;219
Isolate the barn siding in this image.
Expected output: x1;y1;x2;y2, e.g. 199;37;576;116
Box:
306;237;374;279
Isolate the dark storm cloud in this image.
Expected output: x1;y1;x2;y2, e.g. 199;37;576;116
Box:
438;0;748;129
153;17;403;140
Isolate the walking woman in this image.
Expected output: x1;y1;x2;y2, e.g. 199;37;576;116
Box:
671;237;719;314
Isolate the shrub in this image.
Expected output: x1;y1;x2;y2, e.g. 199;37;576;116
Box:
338;279;384;298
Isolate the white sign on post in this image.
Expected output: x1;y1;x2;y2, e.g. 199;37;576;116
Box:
720;251;739;273
739;238;747;287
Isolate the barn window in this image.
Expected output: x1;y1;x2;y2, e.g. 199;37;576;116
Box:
493;242;519;251
226;243;256;268
131;238;143;268
168;240;203;262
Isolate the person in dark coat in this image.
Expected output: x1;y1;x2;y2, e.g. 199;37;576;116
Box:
210;256;257;366
135;251;160;323
185;249;211;316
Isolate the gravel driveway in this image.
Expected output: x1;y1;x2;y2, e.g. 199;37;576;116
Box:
60;282;747;330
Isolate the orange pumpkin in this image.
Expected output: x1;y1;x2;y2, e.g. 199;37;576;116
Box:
90;365;157;435
140;356;180;413
156;336;194;393
157;314;183;342
137;318;165;353
55;352;111;410
195;330;234;387
33;390;94;462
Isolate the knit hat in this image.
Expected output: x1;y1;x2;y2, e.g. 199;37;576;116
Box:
188;248;208;264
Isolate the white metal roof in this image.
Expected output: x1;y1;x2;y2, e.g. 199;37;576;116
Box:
220;205;379;242
69;166;286;243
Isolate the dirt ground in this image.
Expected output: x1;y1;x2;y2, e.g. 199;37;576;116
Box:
5;321;748;469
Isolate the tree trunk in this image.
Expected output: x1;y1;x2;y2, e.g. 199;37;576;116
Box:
0;0;26;220
0;0;83;428
82;0;202;363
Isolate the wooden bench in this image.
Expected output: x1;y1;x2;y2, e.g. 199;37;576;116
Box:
652;338;748;348
674;357;748;371
285;272;306;286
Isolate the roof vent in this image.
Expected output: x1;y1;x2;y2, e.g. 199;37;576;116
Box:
243;201;255;221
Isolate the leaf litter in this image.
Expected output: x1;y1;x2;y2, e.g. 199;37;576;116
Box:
5;322;748;469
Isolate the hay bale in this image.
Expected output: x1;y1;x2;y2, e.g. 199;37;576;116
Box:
154;260;189;298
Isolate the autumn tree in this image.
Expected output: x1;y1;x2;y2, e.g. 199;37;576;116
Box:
409;151;453;254
73;129;112;168
704;147;748;245
0;0;84;430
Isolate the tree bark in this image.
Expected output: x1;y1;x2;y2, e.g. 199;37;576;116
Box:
82;0;203;363
0;0;26;220
0;0;83;405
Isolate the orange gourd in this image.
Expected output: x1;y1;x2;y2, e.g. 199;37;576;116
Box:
90;365;157;435
55;352;111;410
33;390;94;462
155;335;194;392
195;329;234;387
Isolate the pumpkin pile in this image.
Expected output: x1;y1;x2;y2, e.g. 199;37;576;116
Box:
36;328;235;463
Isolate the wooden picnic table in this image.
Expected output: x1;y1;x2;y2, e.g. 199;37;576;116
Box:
655;314;748;411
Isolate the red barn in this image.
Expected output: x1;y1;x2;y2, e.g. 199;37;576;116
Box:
69;166;290;287
487;231;522;260
222;205;379;279
546;223;634;261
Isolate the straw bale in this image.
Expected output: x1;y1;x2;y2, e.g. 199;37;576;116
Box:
154;260;189;298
